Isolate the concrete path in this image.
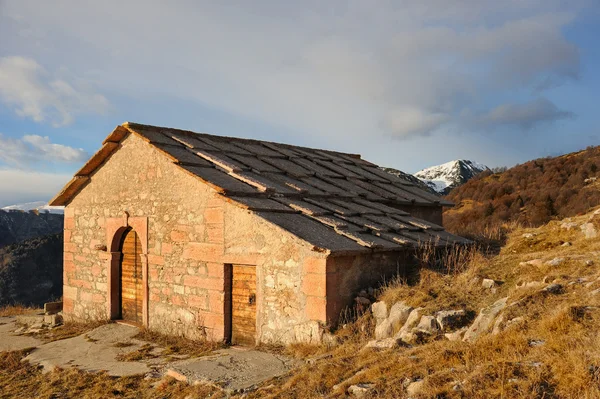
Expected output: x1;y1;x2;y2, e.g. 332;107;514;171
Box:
0;317;43;351
167;348;297;390
24;323;156;376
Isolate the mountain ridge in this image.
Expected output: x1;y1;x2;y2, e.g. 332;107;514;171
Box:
415;159;490;195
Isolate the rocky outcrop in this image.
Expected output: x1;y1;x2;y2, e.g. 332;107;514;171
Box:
462;297;508;342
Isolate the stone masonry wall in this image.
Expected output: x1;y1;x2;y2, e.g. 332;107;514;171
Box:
63;132;328;344
325;250;415;326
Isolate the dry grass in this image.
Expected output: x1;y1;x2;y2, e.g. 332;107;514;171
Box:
116;343;158;362
0;348;224;399
0;305;38;317
132;328;222;358
248;209;600;398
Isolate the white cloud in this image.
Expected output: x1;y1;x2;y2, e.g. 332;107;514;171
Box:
0;169;71;207
476;98;575;129
0;133;88;167
0;56;110;126
0;0;586;148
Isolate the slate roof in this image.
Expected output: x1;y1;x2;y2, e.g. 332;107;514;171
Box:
51;122;469;253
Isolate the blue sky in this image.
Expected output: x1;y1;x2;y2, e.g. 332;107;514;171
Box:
0;1;599;206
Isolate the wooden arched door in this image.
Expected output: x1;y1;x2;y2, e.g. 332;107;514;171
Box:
119;228;143;324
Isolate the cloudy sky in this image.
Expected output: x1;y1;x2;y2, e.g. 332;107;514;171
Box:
0;1;599;206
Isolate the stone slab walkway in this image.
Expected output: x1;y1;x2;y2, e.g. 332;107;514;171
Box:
1;316;296;389
24;323;154;376
0;316;43;352
166;347;296;390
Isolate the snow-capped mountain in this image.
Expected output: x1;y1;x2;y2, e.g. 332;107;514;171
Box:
1;201;64;214
414;160;490;195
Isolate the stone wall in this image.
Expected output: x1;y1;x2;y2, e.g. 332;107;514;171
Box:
325;250;415;326
62;132;328;344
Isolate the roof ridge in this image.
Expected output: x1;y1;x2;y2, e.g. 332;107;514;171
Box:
122;121;363;160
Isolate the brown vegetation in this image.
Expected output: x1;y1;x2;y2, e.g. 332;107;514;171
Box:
444;145;600;243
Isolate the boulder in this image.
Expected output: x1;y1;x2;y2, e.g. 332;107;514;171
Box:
399;308;423;333
374;319;393;339
395;330;419;345
546;257;565;266
463;297;508;342
561;221;579;230
406;379;425;397
444;327;468;341
543;283;563;294
387;302;414;332
348;383;375;398
581;223;598;239
371;301;389;321
436;310;468;331
482;279;496;289
415;316;439;334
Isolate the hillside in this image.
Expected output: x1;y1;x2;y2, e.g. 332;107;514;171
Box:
247;207;600;398
0;209;63;248
0;233;63;306
444;146;600;240
415;160;490;195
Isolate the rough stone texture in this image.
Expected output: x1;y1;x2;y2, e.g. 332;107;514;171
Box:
348;383;375;398
166;348;296;390
325;252;414;328
581;223;598;239
406;379;425;397
415;315;439;334
482;279;496;289
0;316;43;351
444;327;468;341
371;301;389;321
463;297;508;342
24;323;153;376
398;308;423;334
63;133;327;344
388;302;414;333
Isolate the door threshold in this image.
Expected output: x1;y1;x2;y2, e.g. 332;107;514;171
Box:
114;320;143;328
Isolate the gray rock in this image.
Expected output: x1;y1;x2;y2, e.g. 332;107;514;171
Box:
371;301;389;321
561;242;572;247
436;309;468;331
415;316;439;334
546;257;565;267
399;308;423;333
348;383;375;398
374;319;393;339
388;302;413;332
586;260;595;266
561;221;579;230
444;327;468;341
395;330;419;345
543;283;563;294
463;297;508;342
581;223;598;239
482;278;496;289
522;233;535;239
406;379;424;397
529;339;545;347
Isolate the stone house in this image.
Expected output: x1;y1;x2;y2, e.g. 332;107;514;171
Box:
50;122;468;345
